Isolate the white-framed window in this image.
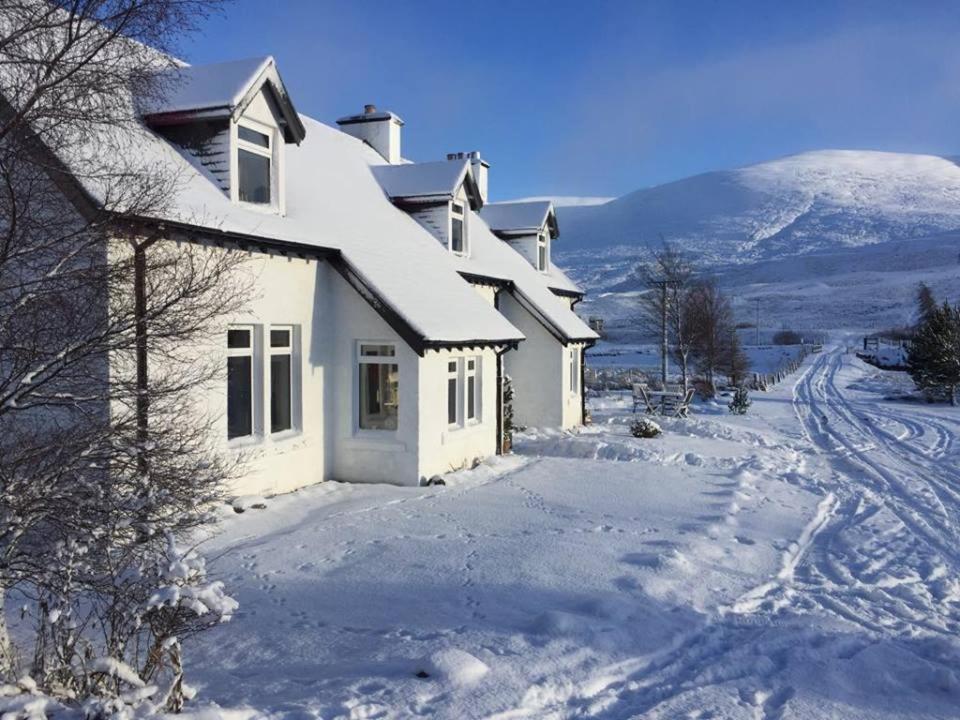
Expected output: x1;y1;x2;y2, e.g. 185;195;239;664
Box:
447;359;460;427
269;327;294;434
358;343;399;431
537;233;548;272
450;202;465;255
465;357;478;422
227;326;255;439
237;119;274;206
446;356;481;429
568;347;580;395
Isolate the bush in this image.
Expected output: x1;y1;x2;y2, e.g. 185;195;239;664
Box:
773;329;803;345
728;386;751;414
630;417;662;438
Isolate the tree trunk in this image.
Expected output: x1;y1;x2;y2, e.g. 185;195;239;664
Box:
0;590;14;681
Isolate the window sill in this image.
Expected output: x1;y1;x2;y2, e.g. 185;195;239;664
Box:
442;421;488;445
268;428;302;444
235;199;281;216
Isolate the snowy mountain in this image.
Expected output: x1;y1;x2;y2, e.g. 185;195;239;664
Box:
553;150;960;335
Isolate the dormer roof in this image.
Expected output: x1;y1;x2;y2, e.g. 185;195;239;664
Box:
372;159;483;209
480;200;558;239
141;56;306;143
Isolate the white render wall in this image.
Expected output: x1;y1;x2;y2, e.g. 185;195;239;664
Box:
416;347;498;479
205;249;329;497
197;247;502;493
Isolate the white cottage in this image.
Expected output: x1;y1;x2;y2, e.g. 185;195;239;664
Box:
33;54;598;494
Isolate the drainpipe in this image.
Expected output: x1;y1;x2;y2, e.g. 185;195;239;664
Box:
495;346;508;454
131;234;159;475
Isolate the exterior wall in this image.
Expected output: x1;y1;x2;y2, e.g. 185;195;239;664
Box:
326;269;423;486
416;347;498;480
469;282;498;306
498;292;564;428
203;248;330;497
339;117;401;164
560;343;586;429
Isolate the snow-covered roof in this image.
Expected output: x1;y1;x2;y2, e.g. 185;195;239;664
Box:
141;56;306;143
373;160;482;208
480;200;557;238
452;217;597;343
50;51;595;350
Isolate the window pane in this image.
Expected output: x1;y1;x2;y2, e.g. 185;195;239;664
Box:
452;203;463;215
359;362;398;430
238;126;270;148
448;361;457;373
448;376;458;425
539;244;547;271
451;217;464;253
467;375;476;420
270;329;291;348
227;328;250;348
361;344;395;357
270;354;292;433
239;148;271;204
227;356;252;438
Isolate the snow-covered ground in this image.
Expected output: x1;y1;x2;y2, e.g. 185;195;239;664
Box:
185;350;960;719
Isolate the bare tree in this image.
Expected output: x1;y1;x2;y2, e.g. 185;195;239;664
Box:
0;0;250;710
637;241;695;389
685;277;747;395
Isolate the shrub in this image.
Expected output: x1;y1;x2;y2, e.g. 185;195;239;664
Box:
630;417;662;438
773;329;803;345
728;386;751;414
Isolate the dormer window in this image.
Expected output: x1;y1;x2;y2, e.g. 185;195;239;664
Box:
537;233;548;272
451;202;466;255
237;120;274;205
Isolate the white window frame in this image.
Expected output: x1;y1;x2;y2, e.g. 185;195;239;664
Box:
450;201;467;256
227;324;263;442
465;356;480;424
236;117;277;209
537;232;549;272
357;341;399;433
446;358;461;428
446;355;481;431
569;347;580;395
268;325;300;436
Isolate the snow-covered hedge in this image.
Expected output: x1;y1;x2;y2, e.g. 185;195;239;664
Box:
630;417;662;438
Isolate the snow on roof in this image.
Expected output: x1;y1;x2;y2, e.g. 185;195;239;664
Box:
373;160;472;202
141;56;272;115
480;201;553;235
452;216;597;343
141;56;306;143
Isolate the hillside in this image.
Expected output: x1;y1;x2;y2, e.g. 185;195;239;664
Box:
551;150;960;335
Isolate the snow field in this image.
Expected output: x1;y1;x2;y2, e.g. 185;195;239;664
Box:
182;349;960;718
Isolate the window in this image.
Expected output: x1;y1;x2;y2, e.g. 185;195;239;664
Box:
465;358;478;421
227;327;254;439
537;233;548;271
270;328;292;433
445;356;480;429
237;121;272;205
451;202;465;254
359;344;399;431
447;360;459;426
569;347;580;394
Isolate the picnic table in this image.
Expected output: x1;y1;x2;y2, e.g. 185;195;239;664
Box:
632;383;694;418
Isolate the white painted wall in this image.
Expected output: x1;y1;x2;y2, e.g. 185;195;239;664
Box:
416;348;498;479
338;116;402;164
202;249;329;496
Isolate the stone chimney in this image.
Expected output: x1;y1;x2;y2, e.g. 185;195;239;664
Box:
447;150;489;204
336;104;404;164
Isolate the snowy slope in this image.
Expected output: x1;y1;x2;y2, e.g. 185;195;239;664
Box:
553;150;960;334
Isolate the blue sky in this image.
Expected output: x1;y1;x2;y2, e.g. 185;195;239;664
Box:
181;1;960;201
